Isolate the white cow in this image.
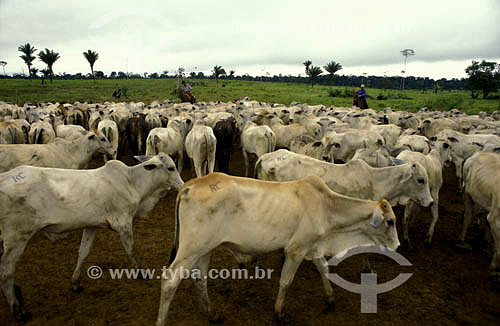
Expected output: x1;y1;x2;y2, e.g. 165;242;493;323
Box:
396;141;452;248
459;152;500;275
0;153;184;322
146;119;190;173
240;121;276;176
185;121;217;177
256;149;433;207
323;130;385;163
55;124;87;141
29;120;56;144
156;173;399;325
98;119;119;160
0;132;114;173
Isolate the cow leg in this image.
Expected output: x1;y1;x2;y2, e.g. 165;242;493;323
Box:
312;257;334;307
156;254;199;326
192;253;222;322
177;151;184;174
402;201;415;251
208;151;216;175
486;209;500;271
242;150;250;177
0;238;31;322
458;193;475;244
425;191;440;247
71;228;97;292
275;251;304;321
118;224;139;269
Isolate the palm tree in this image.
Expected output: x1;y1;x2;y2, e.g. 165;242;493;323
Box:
212;65;226;83
83;50;99;82
18;43;37;80
229;70;235;78
307;66;323;87
38;49;60;84
30;67;39;78
323;61;342;87
40;68;50;85
303;60;312;74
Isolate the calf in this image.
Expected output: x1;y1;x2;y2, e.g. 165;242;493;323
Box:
156;174;399;325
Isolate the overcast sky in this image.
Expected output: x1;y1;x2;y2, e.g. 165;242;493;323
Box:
1;0;499;79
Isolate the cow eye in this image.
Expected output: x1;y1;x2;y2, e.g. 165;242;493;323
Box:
387;220;394;227
167;167;175;171
417;178;425;184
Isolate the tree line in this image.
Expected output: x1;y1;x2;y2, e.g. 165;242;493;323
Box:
4;43;500;96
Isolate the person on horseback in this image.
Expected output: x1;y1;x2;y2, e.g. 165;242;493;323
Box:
356;84;369;109
181;80;195;104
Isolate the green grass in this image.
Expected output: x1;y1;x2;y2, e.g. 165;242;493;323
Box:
1;78;499;115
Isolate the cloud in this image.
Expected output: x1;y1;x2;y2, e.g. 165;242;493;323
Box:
0;0;499;78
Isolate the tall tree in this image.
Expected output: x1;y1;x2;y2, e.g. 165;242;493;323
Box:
18;43;37;80
38;48;60;84
40;68;50;85
303;60;312;75
0;61;6;75
83;50;99;82
30;67;39;78
306;65;323;87
323;61;342;87
212;65;226;83
229;70;235;78
465;60;499;98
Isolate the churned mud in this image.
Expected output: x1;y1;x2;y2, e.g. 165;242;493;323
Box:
1;145;499;325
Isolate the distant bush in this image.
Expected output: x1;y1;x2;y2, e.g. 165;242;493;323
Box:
328;88;354;98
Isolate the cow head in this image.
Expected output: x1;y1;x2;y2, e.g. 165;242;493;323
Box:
363;199;400;251
397;162;433;207
134;152;184;191
86;132;115;158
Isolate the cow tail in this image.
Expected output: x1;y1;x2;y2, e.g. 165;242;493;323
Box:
168;191;182;265
8;125;15;143
106;127;113;144
35;127;43;144
265;132;272;154
254;157;262;179
204;131;213;174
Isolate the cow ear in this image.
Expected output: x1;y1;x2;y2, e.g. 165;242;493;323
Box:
370;212;384;229
401;169;413;183
143;164;157;171
472;142;484;149
134;155;153;163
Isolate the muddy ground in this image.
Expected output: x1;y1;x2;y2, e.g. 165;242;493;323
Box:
1;146;500;326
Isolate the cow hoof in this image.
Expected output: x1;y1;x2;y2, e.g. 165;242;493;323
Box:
208;311;224;324
72;285;84;293
325;297;335;310
402;240;414;252
455;242;472;251
13;306;32;323
275;312;290;324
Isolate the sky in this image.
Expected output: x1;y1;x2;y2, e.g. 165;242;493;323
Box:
0;0;499;79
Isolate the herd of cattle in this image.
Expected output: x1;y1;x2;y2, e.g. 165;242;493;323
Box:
0;98;499;325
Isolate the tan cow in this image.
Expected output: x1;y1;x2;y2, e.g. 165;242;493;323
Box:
156;173;399;325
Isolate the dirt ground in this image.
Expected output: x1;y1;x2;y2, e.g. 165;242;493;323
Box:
1;146;500;326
